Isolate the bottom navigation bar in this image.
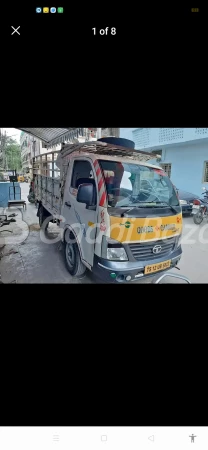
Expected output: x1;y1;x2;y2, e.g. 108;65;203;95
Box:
0;427;206;449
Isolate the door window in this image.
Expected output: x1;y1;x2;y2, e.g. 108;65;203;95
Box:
70;160;97;205
71;160;95;188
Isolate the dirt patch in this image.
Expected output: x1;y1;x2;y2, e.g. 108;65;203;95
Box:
29;224;40;231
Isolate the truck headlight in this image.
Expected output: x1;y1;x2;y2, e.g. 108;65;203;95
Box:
176;234;182;247
107;247;128;261
101;237;128;261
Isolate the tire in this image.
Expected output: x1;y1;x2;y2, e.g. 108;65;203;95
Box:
39;205;49;232
64;231;86;278
193;210;204;225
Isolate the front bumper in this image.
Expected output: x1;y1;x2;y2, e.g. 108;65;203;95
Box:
92;245;182;283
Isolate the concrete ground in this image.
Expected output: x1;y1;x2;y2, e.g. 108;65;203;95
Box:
0;183;207;284
0;183;93;284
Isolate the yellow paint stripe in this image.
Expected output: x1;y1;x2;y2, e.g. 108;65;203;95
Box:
110;213;183;242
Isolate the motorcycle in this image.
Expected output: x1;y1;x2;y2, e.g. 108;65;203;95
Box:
192;187;208;224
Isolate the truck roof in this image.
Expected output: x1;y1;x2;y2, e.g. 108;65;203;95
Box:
95;154;162;169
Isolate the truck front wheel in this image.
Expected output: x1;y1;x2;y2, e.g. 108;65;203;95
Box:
64;232;86;278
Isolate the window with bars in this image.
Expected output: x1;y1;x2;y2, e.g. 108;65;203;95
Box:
203;161;208;183
160;163;171;178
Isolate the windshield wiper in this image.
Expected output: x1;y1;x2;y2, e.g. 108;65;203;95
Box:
120;206;142;216
120;201;178;215
154;201;178;214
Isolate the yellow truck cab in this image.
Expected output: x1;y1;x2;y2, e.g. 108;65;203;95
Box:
34;138;183;283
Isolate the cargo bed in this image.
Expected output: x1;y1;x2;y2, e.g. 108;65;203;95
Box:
33;151;62;216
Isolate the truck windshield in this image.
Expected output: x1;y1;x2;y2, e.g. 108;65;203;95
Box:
99;160;179;208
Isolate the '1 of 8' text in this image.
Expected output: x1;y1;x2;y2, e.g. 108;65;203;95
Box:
92;28;116;35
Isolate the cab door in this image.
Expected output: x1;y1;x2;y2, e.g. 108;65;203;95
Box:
61;157;98;267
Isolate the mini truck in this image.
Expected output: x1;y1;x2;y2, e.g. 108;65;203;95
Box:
33;137;183;283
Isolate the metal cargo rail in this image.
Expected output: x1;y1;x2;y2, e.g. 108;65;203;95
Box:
32;140;159;218
33;151;61;216
59;140;156;162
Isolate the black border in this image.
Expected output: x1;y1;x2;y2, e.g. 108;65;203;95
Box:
2;0;207;126
1;4;207;425
0;285;206;426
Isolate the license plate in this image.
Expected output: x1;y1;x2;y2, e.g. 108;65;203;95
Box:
144;260;171;275
192;205;200;209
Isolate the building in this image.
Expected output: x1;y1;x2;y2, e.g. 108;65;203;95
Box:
20;132;34;176
20;131;49;178
101;128;120;138
18;128;119;179
20;129;101;175
120;128;208;196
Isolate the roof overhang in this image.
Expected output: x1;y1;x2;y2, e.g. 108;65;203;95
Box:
18;128;84;147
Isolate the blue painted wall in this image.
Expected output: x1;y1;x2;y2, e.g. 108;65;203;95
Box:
120;128;160;166
161;142;208;196
148;158;158;165
120;128;137;142
120;130;208;196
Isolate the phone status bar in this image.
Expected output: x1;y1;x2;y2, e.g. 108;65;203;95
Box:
35;7;64;13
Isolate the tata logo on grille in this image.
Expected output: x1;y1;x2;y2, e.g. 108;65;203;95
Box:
152;245;162;254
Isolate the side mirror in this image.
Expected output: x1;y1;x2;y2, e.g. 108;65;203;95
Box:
77;183;95;207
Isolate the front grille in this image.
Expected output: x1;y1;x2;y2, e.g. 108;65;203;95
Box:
129;237;176;261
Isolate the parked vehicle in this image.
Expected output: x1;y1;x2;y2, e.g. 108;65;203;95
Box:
192;187;208;224
32;138;183;283
17;175;25;182
175;188;200;215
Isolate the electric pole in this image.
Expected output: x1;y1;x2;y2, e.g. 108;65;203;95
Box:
97;128;102;139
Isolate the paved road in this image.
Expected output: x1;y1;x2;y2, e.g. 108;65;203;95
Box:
165;214;208;283
1;183;207;283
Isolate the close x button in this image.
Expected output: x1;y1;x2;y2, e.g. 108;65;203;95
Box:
11;26;20;35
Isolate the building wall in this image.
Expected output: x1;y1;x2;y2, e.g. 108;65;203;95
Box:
161;141;208;196
21;132;44;177
20;132;33;171
119;129;208;196
119;128;137;142
131;128;208;150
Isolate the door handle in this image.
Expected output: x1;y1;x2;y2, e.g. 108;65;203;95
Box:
65;201;71;208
